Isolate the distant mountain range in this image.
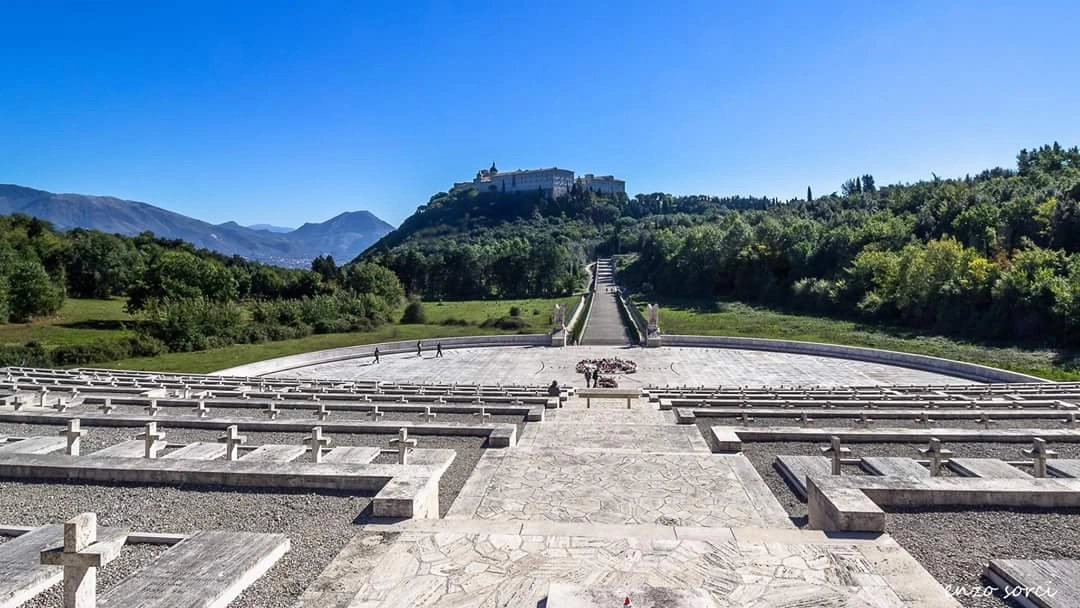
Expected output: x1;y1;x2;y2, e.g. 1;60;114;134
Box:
0;184;394;267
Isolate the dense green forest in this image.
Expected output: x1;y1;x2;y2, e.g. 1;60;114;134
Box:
625;143;1080;346
359;186;776;298
0;215;404;366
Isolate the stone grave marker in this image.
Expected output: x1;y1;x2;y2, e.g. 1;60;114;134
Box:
389;428;418;465
217;425;247;461
59;419;87;456
39;513;127;608
303;427;331;463
820;436;850;475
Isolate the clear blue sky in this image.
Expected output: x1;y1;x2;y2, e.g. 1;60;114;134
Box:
2;1;1077;227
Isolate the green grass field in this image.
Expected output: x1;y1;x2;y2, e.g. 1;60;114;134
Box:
0;298;132;347
644;298;1080;381
0;297;575;373
421;297;579;333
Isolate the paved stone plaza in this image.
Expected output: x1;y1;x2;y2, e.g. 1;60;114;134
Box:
273;345;963;387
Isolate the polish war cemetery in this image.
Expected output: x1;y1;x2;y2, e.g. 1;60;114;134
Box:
8;155;1080;607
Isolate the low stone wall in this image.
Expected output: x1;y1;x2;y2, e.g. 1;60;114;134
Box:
213;334;552;377
662;334;1049;384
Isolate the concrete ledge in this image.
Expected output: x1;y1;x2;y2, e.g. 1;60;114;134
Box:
708;427;742;453
0;450;453;519
807;474;1080;532
663;334;1048;384
716;426;1080;444
0;410;517;443
212;334;553;377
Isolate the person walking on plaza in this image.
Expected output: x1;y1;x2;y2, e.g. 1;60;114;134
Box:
436;342;444;357
416;341;422;357
373;347;380;364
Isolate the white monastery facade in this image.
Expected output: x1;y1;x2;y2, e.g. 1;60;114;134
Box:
453;162;625;197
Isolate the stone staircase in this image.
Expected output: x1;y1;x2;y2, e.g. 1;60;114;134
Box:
580;259;633;346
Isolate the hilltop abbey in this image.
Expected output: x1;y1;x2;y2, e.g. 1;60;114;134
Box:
452;162;625;198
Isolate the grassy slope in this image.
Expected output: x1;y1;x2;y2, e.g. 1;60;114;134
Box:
644;299;1080;381
0;297;575;374
0;299;132;346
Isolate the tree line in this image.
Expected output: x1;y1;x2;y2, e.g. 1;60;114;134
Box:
624;143;1080;346
0;216;405;366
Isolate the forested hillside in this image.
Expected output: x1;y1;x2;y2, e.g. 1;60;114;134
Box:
358;186;776;299
364;143;1080;348
624;143;1080;346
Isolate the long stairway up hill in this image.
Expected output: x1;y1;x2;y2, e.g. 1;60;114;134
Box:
580;258;633;346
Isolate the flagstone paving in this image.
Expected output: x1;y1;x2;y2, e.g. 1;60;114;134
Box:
273;345;964;388
297;396;959;607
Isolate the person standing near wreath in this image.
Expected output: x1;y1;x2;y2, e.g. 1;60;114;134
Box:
372;347;380;364
436;342;444;358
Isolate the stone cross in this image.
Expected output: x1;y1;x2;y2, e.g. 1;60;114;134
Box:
799;411;813;425
304;427;331;463
40;513;126;608
422;406;437;422
265;403;280;420
145;400;161;417
915;411;933;425
820;436;850;475
1022;438;1057;478
217;425;247;461
193;401;209;418
315;403;330;421
389;428;418;465
53;397;69;413
738;412;754;424
857;412;873;426
135;422;166;459
976;413;995;429
97;398;114;415
370;404;384;420
1064;412;1078;427
474;406;492;421
918;438;954;476
60;419;87;456
13;394;25;411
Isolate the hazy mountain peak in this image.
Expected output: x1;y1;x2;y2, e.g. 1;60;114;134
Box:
0;184;393;267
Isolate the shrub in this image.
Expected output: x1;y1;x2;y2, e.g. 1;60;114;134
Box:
481;316;528;330
401;300;427;324
509;306;522;317
6;260;64;322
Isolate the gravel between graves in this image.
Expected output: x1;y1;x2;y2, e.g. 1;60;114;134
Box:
20;544;166;608
0;422;487;607
886;508;1080;608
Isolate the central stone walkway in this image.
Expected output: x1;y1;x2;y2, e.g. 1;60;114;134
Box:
298;394;959;607
580;258;633;346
